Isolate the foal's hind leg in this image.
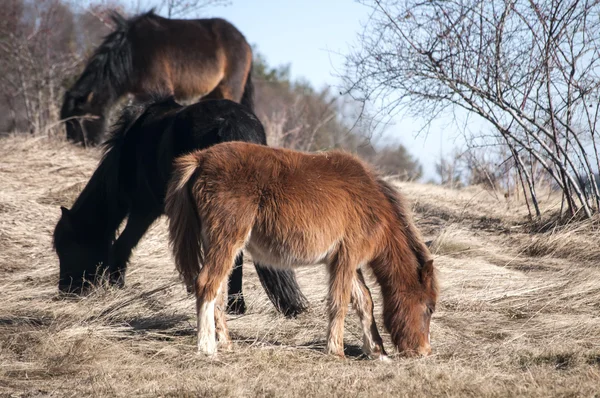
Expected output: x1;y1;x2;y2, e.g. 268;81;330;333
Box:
351;269;388;360
196;241;248;355
326;251;355;357
215;278;233;350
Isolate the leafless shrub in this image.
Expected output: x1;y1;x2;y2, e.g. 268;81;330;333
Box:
0;0;117;137
345;0;600;219
0;0;79;135
254;54;422;179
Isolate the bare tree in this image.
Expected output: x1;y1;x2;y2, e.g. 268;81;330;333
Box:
436;150;464;189
0;0;121;136
0;0;81;135
345;0;600;218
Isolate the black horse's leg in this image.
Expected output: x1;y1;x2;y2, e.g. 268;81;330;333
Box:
227;253;247;315
254;264;309;318
107;210;159;287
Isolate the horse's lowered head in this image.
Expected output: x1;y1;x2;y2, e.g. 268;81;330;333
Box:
53;206;110;294
385;258;438;357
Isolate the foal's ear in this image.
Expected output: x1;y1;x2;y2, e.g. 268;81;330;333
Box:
420;259;435;286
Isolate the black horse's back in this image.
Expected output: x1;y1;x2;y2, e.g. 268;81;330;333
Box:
55;97;308;317
174;99;266;149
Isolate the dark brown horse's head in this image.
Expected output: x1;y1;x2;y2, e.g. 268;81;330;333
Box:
53;206;109;294
61;11;133;147
386;259;438;357
61;90;108;147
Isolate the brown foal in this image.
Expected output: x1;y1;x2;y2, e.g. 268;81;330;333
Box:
165;142;438;359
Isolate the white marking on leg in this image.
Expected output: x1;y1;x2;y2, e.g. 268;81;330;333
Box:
326;318;345;357
352;277;375;355
215;282;232;350
197;297;217;356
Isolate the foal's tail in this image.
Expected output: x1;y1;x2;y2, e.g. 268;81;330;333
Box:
164;153;204;291
240;62;254;111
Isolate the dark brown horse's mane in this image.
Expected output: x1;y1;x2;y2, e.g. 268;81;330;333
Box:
67;13;133;101
67;10;168;101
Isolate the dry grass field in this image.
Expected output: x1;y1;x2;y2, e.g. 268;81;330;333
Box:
1;135;599;397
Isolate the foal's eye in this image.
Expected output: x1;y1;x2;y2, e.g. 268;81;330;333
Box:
427;306;434;315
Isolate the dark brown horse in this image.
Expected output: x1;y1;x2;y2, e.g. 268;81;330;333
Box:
165;142;438;359
61;11;253;146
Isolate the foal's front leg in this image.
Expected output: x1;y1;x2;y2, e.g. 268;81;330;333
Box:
326;254;355;358
351;269;388;360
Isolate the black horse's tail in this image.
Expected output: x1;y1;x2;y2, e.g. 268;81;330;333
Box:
254;265;309;318
240;62;254;111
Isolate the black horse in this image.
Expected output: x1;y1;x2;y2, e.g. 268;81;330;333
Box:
53;97;308;316
61;11;254;146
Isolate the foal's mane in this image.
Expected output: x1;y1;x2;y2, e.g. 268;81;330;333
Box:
376;178;435;283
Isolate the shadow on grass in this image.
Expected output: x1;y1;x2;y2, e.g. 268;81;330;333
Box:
123;314;369;359
124;313;194;340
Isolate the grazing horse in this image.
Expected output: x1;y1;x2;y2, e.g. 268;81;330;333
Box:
61;10;253;146
53;98;308;317
165;142;438;358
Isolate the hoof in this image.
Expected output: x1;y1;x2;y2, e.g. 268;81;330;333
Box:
365;347;390;362
197;342;217;357
325;346;345;359
197;350;218;359
227;297;247;315
281;303;308;319
218;340;233;351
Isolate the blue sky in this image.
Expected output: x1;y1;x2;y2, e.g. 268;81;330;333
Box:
190;1;465;179
204;0;366;88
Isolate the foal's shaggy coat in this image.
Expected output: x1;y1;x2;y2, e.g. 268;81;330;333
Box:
165;142;438;358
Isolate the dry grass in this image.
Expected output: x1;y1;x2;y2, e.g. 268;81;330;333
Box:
1;135;599;397
520;216;600;264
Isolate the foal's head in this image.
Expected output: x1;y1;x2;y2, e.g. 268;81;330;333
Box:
53;206;108;294
388;258;438;357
